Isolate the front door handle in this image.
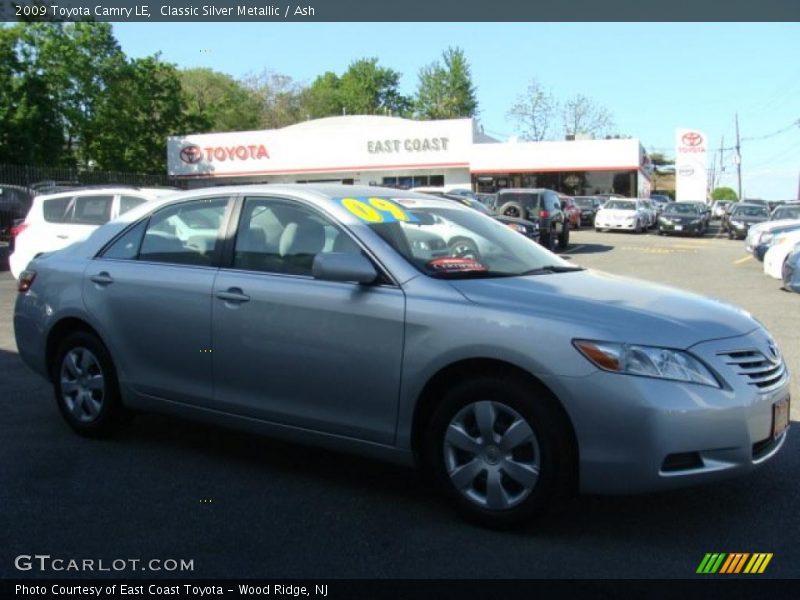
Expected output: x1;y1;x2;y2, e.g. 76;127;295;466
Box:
56;235;70;240
216;288;250;303
90;272;114;286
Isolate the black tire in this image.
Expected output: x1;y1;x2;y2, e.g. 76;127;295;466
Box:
424;374;575;528
500;202;524;219
558;224;570;250
449;238;481;261
52;331;129;437
728;230;735;240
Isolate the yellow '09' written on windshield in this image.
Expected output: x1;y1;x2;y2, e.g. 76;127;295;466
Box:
334;197;419;224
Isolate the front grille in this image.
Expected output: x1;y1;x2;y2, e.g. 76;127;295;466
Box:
717;349;787;392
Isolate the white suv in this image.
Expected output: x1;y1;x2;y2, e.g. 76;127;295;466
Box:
9;187;175;279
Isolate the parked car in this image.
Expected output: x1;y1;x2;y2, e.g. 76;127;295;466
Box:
14;184;790;527
1;184;36;249
764;229;800;279
751;222;800;261
559;195;582;230
657;202;706;236
9;187;175;279
678;201;711;233
712;200;735;219
781;241;800;293
745;213;800;255
649;195;671;216
639;199;658;228
723;203;771;240
594;199;651;233
494;215;540;242
573;196;602;226
494;188;569;251
475;193;497;210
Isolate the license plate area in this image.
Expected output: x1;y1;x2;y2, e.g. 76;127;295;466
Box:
675;225;683;231
773;397;790;438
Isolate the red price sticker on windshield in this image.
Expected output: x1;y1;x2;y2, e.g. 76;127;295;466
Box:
335;197;418;224
427;257;487;273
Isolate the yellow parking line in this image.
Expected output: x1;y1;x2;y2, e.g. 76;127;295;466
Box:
672;244;708;250
733;255;752;265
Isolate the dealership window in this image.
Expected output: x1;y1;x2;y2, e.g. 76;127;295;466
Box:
472;170;637;196
381;174;445;189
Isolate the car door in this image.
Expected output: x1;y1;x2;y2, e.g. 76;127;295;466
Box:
211;195;406;444
83;195;232;405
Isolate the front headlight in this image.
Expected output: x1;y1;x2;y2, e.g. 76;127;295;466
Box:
506;223;526;234
659;217;672;225
690;219;701;225
731;220;744;227
573;340;720;387
626;216;636;222
761;233;773;245
411;240;431;251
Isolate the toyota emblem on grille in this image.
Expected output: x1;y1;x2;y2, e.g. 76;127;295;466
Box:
767;341;780;362
179;145;203;164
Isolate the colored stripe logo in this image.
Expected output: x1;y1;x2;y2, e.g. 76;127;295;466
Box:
697;553;773;574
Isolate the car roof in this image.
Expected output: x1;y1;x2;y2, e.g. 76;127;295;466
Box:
497;188;552;193
33;187;176;202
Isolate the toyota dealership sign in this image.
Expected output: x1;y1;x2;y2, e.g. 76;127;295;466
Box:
675;129;708;201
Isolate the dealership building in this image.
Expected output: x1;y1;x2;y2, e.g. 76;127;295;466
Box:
167;116;653;197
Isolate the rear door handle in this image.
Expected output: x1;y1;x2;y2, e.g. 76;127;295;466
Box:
56;235;70;239
90;272;114;286
216;288;250;303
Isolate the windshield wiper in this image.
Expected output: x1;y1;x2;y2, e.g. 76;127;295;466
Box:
520;265;585;275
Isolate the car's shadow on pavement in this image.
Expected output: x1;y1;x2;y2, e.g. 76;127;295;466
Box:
561;243;614;257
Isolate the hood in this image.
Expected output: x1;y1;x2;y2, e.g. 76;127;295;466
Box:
449;269;759;349
598;208;637;218
730;214;768;224
750;218;800;235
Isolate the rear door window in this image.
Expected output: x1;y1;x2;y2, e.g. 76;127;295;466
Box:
42;197;73;223
69;195;114;225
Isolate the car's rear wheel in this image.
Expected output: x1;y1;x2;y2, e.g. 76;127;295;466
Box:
425;375;574;528
53;331;129;437
558;224;570;250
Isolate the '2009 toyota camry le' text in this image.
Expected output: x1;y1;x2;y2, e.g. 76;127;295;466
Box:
14;185;790;527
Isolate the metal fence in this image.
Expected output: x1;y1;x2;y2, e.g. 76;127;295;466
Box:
0;163;179;234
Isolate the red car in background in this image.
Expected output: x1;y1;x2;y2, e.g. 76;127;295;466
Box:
559;195;582;230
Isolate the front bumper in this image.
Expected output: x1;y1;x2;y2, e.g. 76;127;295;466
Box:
659;221;703;234
596;220;637;230
543;329;790;494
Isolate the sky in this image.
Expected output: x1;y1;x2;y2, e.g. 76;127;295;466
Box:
113;22;800;200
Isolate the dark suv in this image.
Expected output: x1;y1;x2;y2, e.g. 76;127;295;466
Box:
494;188;569;250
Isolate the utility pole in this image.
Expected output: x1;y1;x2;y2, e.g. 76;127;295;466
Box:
717;136;724;190
735;114;742;201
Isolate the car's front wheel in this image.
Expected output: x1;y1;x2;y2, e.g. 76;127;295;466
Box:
425;375;574;528
53;331;129;437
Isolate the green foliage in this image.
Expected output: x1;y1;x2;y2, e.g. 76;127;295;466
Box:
415;47;478;119
242;71;304;129
87;56;192;173
711;187;738;201
301;59;411;119
180;68;262;133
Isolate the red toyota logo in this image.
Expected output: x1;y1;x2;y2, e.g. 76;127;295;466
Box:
681;132;703;147
179;145;203;164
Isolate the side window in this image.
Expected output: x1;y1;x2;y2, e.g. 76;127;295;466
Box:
119;195;147;215
69;195;114;225
42;197;73;223
138;198;228;266
101;220;148;260
233;197;362;276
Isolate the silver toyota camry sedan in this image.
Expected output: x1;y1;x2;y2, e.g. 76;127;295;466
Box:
14;185;790;527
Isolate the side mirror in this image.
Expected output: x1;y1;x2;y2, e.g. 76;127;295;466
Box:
312;252;378;284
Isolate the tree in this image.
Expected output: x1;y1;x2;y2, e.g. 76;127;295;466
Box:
711;187;738;201
415;47;478;119
18;22;127;165
300;71;343;119
87;56;192;173
507;79;557;141
0;25;63;165
561;93;615;139
242;70;304;129
180;68;262;133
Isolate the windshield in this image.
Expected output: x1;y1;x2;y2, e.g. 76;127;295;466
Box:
363;200;576;279
603;200;636;211
664;204;699;215
732;205;769;218
574;197;595;208
773;206;800;220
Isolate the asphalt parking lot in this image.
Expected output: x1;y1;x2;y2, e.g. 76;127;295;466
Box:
1;228;798;580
